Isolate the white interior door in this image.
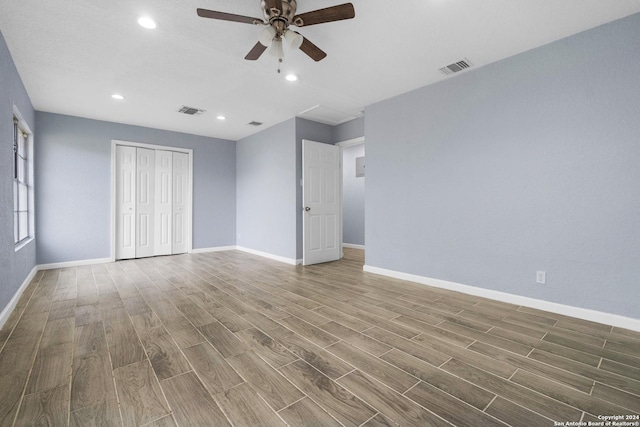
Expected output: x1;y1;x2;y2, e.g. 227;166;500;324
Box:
116;146;136;260
172;151;189;255
136;148;155;258
303;140;341;265
154;150;173;256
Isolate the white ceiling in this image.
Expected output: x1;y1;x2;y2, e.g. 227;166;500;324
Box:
2;0;640;141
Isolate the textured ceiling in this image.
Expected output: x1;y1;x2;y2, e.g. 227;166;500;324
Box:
1;0;640;141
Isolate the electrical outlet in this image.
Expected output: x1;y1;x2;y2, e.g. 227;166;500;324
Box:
536;271;546;285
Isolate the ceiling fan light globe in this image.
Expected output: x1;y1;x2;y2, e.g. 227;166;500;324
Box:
258;26;277;46
269;39;284;59
284;30;303;49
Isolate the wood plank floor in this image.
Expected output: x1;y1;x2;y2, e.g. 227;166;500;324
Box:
1;248;639;426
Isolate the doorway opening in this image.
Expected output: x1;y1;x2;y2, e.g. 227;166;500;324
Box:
337;137;365;258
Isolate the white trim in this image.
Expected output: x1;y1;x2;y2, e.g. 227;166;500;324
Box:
343;243;365;250
236;246;301;266
110;140;194;261
336;136;365;148
111;139;193;154
0;266;38;331
110;143;117;262
39;258;112;271
12;105;32;134
187;150;194;256
13;105;36;249
363;264;640;332
191;246;237;254
14;237;34;252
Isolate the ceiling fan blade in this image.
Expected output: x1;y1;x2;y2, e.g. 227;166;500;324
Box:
264;0;284;15
245;42;268;60
197;8;264;25
299;37;327;62
292;3;355;27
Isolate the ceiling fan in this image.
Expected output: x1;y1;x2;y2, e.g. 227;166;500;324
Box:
197;1;355;66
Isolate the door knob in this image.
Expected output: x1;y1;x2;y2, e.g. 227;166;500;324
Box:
304;207;311;212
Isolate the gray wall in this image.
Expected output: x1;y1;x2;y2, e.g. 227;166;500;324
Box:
334;117;364;143
236;117;333;261
295;118;334;259
236;119;297;260
365;13;640;318
35;112;236;264
342;144;365;246
0;30;36;313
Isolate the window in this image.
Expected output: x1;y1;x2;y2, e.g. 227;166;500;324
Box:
13;113;34;247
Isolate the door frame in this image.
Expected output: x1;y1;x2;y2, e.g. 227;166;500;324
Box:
110;140;194;262
335;136;365;255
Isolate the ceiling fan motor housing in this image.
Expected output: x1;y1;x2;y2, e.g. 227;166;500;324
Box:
262;0;297;30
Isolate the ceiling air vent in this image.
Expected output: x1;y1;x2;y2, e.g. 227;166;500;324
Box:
247;121;263;126
177;106;206;116
439;58;473;76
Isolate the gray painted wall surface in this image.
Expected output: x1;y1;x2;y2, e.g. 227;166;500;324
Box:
0;30;36;313
35;112;236;264
333;117;364;143
342;144;365;246
365;13;640;319
236;119;297;260
235;117;333;261
295;118;334;259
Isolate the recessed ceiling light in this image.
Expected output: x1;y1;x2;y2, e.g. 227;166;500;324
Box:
138;16;157;29
285;73;299;82
217;115;226;121
111;94;125;100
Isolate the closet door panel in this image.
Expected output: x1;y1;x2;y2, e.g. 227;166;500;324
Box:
116;146;136;260
136;148;155;258
172;152;189;254
154;150;173;256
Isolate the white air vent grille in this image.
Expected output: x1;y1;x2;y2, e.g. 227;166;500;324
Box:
439;58;473;76
247;121;263;126
178;106;206;116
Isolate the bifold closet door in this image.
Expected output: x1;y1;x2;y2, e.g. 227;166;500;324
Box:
116;146;189;260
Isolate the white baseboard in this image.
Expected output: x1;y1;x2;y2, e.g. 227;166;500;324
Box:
236;246;301;266
192;246;237;254
0;266;38;331
343;243;365;250
363;265;640;332
38;257;113;271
